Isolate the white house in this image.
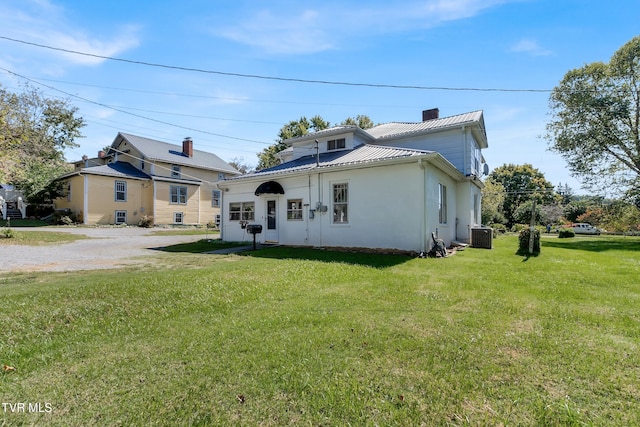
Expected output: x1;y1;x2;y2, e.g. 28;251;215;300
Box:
219;109;488;253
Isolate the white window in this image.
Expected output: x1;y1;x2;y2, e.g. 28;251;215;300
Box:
174;212;184;224
171;164;181;178
229;202;254;221
218;172;225;181
170;185;187;204
215;214;221;226
66;182;71;202
115;180;127;202
439;183;447;224
287;199;303;220
327;138;346;151
212;190;221;207
115;210;127;224
474;194;480;224
333;183;348;224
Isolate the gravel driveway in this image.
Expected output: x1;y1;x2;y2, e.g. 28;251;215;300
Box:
0;227;210;273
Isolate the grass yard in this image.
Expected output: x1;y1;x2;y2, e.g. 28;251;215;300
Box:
0;229;88;245
0;235;638;426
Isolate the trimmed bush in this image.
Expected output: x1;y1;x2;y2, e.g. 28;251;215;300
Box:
517;228;540;255
138;215;154;228
558;228;575;238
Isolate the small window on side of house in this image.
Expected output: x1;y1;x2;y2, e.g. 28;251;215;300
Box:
212;190;221;207
66;182;72;202
115;180;127;202
174;212;184;224
327;138;346;151
333;183;348;224
115;210;127;224
170;185;187;204
228;202;254;221
438;183;447;224
287;199;303;220
171;164;181;178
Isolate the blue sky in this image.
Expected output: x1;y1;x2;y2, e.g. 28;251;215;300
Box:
1;0;638;194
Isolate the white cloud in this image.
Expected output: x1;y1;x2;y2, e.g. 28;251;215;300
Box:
0;0;140;68
510;39;553;57
214;0;517;55
216;9;333;55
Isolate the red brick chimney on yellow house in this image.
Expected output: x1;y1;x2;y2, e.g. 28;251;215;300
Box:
182;137;193;157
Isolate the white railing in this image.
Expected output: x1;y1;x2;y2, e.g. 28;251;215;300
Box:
0;196;5;220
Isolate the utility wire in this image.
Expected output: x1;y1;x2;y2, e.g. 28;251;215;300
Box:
0;66;273;146
0;35;552;93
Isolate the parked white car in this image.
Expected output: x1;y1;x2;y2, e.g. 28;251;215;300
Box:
572;223;601;235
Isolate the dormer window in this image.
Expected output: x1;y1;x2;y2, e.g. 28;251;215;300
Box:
327;138;346;151
171;164;181;178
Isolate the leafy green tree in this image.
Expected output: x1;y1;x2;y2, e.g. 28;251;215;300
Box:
340;115;375;129
563;200;591;223
0;84;84;200
256;114;373;170
481;177;506;225
257;116;329;170
488;163;557;227
512;200;543;225
546;36;640;198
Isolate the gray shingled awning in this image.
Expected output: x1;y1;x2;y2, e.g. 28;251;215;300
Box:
255;180;284;196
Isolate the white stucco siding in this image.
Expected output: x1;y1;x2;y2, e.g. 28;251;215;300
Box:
221;157;471;251
316;164;424;251
455;181;483;243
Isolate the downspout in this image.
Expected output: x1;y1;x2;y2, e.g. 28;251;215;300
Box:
318;171;323;247
153;179;157;227
197;185;201;225
418;158;428;253
306;173;311;245
216;182;225;241
83;174;89;225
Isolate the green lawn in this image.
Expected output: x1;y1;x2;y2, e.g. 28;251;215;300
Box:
1;235;638;426
0;229;88;245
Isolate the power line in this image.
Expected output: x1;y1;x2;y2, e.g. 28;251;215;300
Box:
23;75;423;110
0;35;553;93
0;66;273;146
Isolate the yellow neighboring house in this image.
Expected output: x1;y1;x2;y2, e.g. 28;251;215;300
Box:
54;133;239;226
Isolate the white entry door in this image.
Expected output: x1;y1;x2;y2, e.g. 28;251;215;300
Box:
265;199;278;242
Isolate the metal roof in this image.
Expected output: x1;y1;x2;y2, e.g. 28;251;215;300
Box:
114;133;239;174
229;144;434;180
79;162;151;180
365;110;486;146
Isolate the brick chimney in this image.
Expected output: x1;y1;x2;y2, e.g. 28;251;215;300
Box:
422;108;439;121
182;137;193;157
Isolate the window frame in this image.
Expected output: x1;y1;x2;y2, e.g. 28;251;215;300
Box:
228;202;254;221
115;180;127;202
115;210;127;224
211;190;221;207
332;183;349;224
438;183;448;224
170;185;188;205
327;138;346;151
171;164;181;178
174;212;184;224
287;199;303;221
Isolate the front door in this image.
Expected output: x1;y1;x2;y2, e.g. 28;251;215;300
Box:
265;199;278;242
